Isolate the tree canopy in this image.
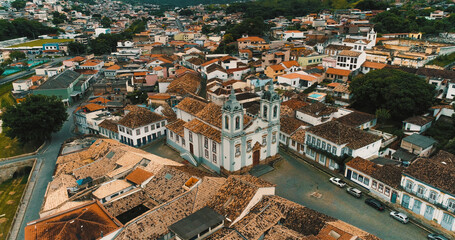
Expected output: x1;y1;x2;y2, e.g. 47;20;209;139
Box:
101;16;112;28
51;11;67;25
68;41;87;55
1;95;68;144
11;0;26;9
9;51;26;61
350;69;435;121
0;18;61;41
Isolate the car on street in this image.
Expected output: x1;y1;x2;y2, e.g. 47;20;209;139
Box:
346;187;362;198
329;177;346;187
389;211;409;223
427;233;449;240
365;198;385;211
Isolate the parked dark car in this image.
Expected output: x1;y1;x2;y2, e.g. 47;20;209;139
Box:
365;198;385;211
427;233;449;240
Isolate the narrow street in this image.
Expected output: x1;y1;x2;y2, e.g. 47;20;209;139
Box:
261;150;430;240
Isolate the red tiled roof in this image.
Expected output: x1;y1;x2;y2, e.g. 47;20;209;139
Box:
126;168;154;185
326;68;351;76
24;201;121;240
237;36;265;42
362;61;387;69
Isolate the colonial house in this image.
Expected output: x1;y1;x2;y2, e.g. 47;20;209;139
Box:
336;50;366;71
402;116;433;135
325;68;351;82
237;36;268;50
279;116;308;147
277;73;318;89
264;64;285;81
401;151;455;232
295;102;351;126
345;157;403;204
166;86;280;173
335;111;377;130
305;121;382;171
400;134;437;157
118;105;167;147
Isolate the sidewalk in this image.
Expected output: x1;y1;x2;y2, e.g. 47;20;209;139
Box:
280;147;455;238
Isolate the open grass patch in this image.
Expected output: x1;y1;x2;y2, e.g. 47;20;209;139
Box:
7;39;73;48
427;52;455;67
0;133;38;158
0;83;15;108
0;171;31;238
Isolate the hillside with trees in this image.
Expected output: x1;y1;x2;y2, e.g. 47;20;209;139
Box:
0;18;61;41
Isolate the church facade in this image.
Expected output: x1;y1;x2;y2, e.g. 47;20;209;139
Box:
166;85;280;173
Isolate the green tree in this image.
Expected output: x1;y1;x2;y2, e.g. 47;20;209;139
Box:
68;41;87;55
201;25;212;35
9;51;26;61
11;0;26;9
127;90;147;104
375;108;391;124
101;16;112;28
1;95;68;144
51;11;67;25
350;69;435;121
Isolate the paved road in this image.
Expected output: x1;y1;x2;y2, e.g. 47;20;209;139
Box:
0;57;68;85
9;105;77;240
261;150;431;240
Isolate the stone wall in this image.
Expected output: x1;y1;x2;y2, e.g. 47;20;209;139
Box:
0;159;35;184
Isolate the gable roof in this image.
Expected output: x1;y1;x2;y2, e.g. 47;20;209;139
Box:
405;151;455;195
25;201;121;240
281;60;300;68
98;119;119;133
307;121;381;149
402;134;437;149
175;97;207;115
118;106;165;129
36;70;81;89
280;117;307;135
403;116;433;126
326;68;351;76
335;111;375;127
126;168;154;185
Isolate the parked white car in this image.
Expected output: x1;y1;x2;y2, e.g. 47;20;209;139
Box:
329;177;346;188
390;211;409;223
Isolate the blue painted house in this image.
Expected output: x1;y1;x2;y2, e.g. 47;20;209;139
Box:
401;150;455;232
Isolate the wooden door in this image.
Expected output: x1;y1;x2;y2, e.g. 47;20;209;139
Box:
253;150;260;166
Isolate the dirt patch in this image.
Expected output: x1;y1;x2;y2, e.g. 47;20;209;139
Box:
6;200;14;205
8;191;15;195
0;218;6;224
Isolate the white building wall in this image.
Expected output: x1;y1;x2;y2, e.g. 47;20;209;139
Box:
230;187;275;226
118;120;167;146
352;139;381;159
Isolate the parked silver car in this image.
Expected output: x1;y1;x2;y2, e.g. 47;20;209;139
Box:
389;211;409;223
346;187;362;198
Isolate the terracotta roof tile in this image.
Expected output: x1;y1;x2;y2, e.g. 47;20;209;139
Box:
118;106;165;129
175;97;207;115
98;119;119;133
126;168;154;185
362;61;386;69
184;119;221;143
326;68;351;76
280;117;307;135
335;111;375;127
25;201;121;240
307;121;381;149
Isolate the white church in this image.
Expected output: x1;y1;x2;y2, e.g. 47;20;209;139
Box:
166;84;281;173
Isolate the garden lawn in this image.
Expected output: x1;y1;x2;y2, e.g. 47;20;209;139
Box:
0;174;29;239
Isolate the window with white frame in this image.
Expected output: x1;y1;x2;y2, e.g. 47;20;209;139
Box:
176;135;179;143
151;124;155;130
322;142;326;149
372;180;377;189
272;132;277;143
332;146;337;154
170;131;174;138
327;144;331;152
247;140;252;152
136;129;140;135
144;126;149;133
352;171;358;180
406;180;413;190
262;135;267;145
235;145;241;157
378;183;384;193
213;154;217;163
319;155;326;165
385;187;390;196
429;191;438;201
182;139;185;146
189;132;193;142
358;175;364;183
156;123;160;129
329;159;337;169
317;139;321;147
205;149;209;158
212;142;216;153
204;137;208;149
417;185;426;195
448;199;455;209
